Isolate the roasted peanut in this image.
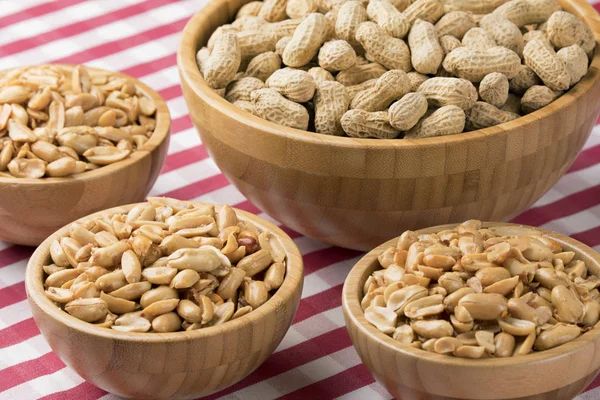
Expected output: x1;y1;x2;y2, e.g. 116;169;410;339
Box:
43;199;286;332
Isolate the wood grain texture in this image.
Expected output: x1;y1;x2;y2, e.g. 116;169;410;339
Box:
25;201;304;400
342;222;600;400
0;65;171;247
177;0;600;251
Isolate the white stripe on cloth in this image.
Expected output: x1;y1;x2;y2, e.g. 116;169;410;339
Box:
0;300;32;330
335;383;391;400
0;260;27;290
1;364;85;400
0;0;204;69
221;347;362;400
0;0;145;46
542;203;600;237
0;335;51;369
87;34;182;73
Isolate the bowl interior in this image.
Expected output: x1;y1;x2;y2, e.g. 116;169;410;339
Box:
178;0;600;149
26;201;304;342
344;222;600;367
0;64;171;185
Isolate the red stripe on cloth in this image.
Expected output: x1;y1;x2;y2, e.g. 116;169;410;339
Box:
595;2;600;13
303;247;362;275
0;0;83;29
0;319;39;349
52;17;189;65
512;184;600;227
161;145;208;173
0;352;64;392
0;282;25;309
205;327;353;400
162;174;231;200
121;53;177;79
293;285;342;324
572;225;600;247
567;144;600;174
171;115;193;134
0;0;180;56
0;246;32;269
278;364;375;400
158;84;182;102
39;381;106;400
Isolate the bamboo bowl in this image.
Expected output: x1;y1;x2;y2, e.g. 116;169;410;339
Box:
342;222;600;400
178;0;600;251
0;65;170;246
25;201;304;400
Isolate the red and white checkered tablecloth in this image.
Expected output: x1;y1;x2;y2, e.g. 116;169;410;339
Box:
0;1;600;399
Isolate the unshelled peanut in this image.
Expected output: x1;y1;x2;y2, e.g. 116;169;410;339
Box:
406;105;465;138
523;39;570;91
466;101;519;130
417;77;477;110
408;19;444;75
196;0;595;139
351;70;410;111
314;81;350;135
479;72;509;107
435;11;476;40
341;109;399;138
521;85;561;113
251;88;310;130
389;93;428;131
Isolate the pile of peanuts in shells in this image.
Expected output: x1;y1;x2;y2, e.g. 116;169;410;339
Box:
361;220;600;359
0;65;157;178
196;0;596;139
42;198;286;333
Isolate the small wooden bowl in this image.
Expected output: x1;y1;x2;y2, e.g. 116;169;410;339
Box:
0;65;170;246
178;0;600;251
342;222;600;400
25;201;303;400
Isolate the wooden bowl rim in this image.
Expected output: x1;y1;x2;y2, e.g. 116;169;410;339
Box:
25;200;304;342
177;0;600;149
0;64;171;185
342;222;600;368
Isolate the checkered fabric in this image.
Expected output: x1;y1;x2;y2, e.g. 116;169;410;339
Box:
1;1;600;399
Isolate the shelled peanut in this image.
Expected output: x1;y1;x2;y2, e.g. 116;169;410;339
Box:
196;0;595;139
0;65;157;178
361;220;599;358
43;198;287;333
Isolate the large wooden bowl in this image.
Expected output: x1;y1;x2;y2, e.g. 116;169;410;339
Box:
178;0;600;251
25;201;303;400
342;222;600;400
0;66;170;246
